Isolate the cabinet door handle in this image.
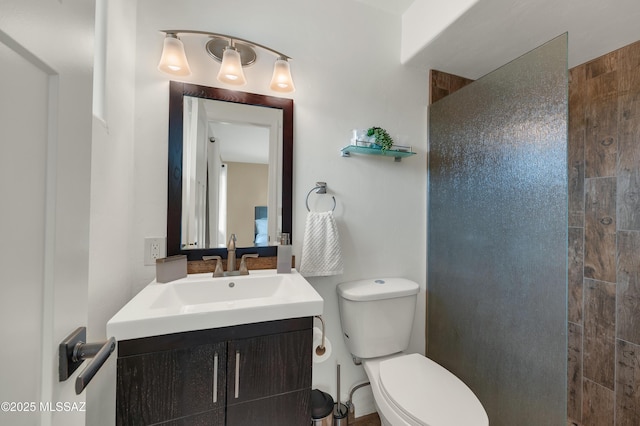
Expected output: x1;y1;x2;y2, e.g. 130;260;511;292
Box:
213;352;218;404
234;350;240;399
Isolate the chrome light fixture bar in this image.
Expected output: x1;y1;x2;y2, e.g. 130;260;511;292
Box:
158;30;295;93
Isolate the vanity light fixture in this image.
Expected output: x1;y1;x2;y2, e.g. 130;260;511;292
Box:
158;30;295;93
217;44;247;85
270;57;295;92
157;33;191;76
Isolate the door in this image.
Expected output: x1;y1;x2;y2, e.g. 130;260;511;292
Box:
0;1;94;425
116;342;226;425
226;330;312;425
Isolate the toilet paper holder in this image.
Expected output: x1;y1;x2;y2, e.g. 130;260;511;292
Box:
314;315;326;356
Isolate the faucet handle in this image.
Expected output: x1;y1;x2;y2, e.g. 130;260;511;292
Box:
239;253;259;275
203;255;224;277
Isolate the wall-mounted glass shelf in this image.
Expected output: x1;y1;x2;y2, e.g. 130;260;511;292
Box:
340;145;416;162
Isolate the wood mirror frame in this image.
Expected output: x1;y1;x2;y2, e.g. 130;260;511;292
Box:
167;81;293;260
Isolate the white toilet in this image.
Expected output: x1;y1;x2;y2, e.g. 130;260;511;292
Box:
337;278;488;426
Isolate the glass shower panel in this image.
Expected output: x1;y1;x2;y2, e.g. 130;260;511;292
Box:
428;34;567;425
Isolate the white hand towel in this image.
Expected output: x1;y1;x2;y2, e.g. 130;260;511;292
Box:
299;211;343;277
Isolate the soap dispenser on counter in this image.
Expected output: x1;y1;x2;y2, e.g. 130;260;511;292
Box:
277;233;292;273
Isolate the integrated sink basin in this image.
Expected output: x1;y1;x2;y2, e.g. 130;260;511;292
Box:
107;269;323;341
151;274;285;309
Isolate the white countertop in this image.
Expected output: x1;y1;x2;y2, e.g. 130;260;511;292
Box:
107;269;323;341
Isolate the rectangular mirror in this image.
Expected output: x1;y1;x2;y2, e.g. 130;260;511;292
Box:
182;97;282;248
167;81;293;260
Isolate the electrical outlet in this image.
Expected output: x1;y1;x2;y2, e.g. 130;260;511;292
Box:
144;237;166;265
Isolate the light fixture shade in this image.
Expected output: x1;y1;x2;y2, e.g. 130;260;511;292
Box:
158;34;191;76
269;58;295;92
217;46;247;85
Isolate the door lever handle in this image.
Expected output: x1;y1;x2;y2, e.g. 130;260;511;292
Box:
59;327;116;394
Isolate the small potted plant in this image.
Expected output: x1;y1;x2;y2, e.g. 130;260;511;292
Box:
367;127;394;152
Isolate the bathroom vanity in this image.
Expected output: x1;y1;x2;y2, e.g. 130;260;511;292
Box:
115;317;312;425
107;270;323;426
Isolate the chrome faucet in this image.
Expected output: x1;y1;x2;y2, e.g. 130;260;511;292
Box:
227;234;237;272
203;234;260;277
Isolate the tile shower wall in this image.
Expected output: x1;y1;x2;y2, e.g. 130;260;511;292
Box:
429;69;474;104
568;40;640;426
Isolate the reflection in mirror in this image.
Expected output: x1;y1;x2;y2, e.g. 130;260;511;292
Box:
181;97;283;248
168;81;293;261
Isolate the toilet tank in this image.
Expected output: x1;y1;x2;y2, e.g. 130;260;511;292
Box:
337;278;419;359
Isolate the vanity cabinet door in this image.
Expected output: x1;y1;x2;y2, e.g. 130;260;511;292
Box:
226;329;312;424
116;341;227;426
154;409;225;425
226;388;311;426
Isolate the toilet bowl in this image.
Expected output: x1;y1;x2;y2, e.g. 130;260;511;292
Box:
337;278;488;426
362;353;488;426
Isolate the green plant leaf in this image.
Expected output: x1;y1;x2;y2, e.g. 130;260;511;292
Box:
366;126;393;152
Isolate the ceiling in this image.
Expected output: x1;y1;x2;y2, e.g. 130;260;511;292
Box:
351;0;414;15
201;98;276;165
354;0;640;79
209;122;269;164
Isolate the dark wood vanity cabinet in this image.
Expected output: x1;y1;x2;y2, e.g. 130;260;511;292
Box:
116;341;226;424
115;318;312;426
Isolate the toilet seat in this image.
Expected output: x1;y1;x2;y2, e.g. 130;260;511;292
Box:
367;353;488;426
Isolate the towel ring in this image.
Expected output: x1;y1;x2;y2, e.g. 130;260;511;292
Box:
305;182;336;212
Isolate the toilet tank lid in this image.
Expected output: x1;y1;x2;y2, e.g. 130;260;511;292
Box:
337;278;419;301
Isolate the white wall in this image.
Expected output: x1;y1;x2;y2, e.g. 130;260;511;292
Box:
86;0;137;425
133;0;428;416
401;0;478;64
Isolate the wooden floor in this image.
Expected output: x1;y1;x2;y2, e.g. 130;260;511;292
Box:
357;410;586;426
350;412;381;426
